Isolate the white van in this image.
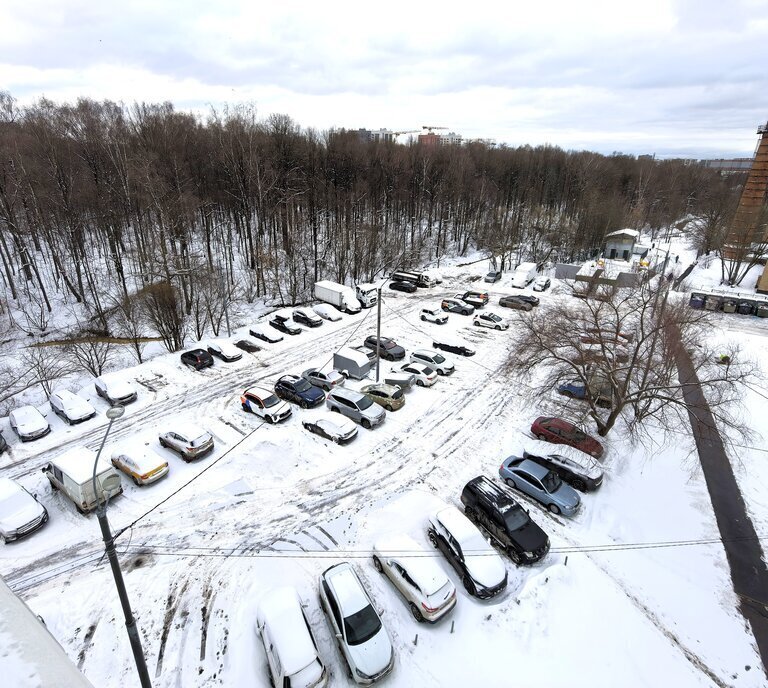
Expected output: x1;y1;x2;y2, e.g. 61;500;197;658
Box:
41;448;123;514
511;262;538;288
257;587;328;688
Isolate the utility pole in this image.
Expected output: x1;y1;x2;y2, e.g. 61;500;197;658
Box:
375;284;382;382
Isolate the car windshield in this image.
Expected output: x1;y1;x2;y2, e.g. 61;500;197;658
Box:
504;505;529;531
357;395;374;410
489;314;501;322
542;472;561;492
384;341;396;349
262;394;280;408
432;354;445;363
392;389;403;400
295;379;312;393
344;604;382;646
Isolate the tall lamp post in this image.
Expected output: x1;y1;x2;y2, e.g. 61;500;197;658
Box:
91;406;152;688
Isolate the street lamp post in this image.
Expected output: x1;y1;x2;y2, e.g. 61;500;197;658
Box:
91;406;152;688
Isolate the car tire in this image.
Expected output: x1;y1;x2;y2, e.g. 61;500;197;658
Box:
159;438;168;448
361;419;371;430
462;574;475;595
385;404;393;412
300;400;308;409
437;369;444;375
132;476;140;487
536;434;547;441
495;325;501;331
508;548;523;565
572;479;586;491
416;380;425;387
421;315;427;321
462;310;469;316
561;391;573;398
266;415;275;424
428;529;438;548
473;319;480;326
331;406;339;413
548;504;561;515
464;506;476;521
409;602;425;623
241;403;249;412
506;478;516;489
373;555;383;573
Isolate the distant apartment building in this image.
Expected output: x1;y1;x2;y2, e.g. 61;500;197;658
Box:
418;131;463;147
357;128;398;143
700;158;754;173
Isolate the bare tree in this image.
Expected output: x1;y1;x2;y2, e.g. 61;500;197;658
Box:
65;339;115;377
21;346;76;396
110;293;148;363
505;276;755;445
140;281;187;352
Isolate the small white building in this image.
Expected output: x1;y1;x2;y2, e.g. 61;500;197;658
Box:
603;229;639;261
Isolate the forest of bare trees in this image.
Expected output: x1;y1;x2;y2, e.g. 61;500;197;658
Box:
0;91;744;347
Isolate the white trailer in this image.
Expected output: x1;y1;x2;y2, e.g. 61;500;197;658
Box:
41;448;123;514
314;280;362;314
333;346;374;380
511;262;538;288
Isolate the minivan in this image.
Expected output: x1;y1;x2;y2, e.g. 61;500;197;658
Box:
326;388;386;429
41;448;123;514
256;587;328;688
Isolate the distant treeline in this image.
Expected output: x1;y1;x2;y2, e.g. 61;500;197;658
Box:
0;92;741;328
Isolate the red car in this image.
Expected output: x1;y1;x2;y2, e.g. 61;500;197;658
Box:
530;416;604;458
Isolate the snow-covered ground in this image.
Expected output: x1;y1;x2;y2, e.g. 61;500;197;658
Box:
1;259;766;687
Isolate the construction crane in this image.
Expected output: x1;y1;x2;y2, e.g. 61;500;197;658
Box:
392;130;420;137
422;126;448;134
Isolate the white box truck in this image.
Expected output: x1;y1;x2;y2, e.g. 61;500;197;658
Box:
314;280;362;314
511;262;538;288
355;283;379;308
41;448;123;514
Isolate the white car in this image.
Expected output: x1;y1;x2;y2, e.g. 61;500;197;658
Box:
392;362;437;387
428;505;508;599
240;386;292;423
410;349;454;375
206;340;243;362
9;406;50;442
0;477;49;543
159;425;214;461
420;306;448;324
111;447;169;486
250;324;283;343
257;587;328;688
94;375;137;406
473;311;509;330
313;303;342;321
533;276;551;292
49;389;97;425
302;414;358;444
372;534;457;623
319;562;394;684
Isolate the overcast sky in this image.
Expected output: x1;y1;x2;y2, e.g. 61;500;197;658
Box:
2;0;767;158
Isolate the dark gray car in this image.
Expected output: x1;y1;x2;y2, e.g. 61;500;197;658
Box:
363;335;406;361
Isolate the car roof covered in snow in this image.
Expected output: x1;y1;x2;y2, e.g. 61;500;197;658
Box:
374;534;448;596
434;506;490;550
324;562;368;615
318;415;356;434
111;446;167;472
10;406;45;424
258;587;319;676
53;448;111;484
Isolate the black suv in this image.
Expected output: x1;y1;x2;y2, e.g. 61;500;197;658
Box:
389;280;417;294
432;340;475;357
269;314;302;335
363;335;406;361
180;348;214;370
461;476;550;565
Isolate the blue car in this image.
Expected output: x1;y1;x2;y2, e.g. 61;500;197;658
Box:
499;457;581;517
557;382;587;399
274;374;325;409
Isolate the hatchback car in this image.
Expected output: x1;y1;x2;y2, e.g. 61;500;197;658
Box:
522;449;604;492
532;277;551;292
233;338;262;353
206;340;243;362
473;311;509;330
557;381;612;408
9;406;50;442
302;368;345;392
49;390;97;425
432;340;475;357
360;383;405;411
531;416;604;458
484;271;502;283
0;477;49;543
499;295;533;311
159;425;214;461
313;303;343;321
111;447;169;486
427;505;508;599
180;348;214;370
275;374;326;408
389;280;417;293
241;386;292;423
457;290;489;307
319;562;394;684
94;375;138;406
500;457;581;516
270;314;302;335
461;476;549;565
512;294;540;307
302;414;358;444
372;534;457;623
363;335;406;361
410;349;454;375
420;306;448;324
393;362;437;387
250;324;283;343
257;587;328;688
327;388;386;429
441;298;474;316
293;307;323;328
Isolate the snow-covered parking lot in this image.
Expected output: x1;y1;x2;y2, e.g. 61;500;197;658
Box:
1;273;765;687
